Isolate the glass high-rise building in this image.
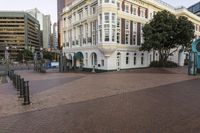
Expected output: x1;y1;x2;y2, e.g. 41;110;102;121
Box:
188;2;200;16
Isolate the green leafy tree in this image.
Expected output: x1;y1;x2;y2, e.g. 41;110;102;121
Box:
176;16;195;51
17;49;33;62
140;10;195;63
43;51;53;61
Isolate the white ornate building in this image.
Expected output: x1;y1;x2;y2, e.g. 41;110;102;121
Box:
61;0;200;71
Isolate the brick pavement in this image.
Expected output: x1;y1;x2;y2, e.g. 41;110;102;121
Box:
0;67;200;133
0;68;198;117
0;78;200;133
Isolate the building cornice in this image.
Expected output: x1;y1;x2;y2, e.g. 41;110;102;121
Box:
175;7;200;23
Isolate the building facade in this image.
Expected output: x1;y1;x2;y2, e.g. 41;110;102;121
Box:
53;23;58;49
43;15;51;49
61;0;200;71
0;11;40;60
57;0;74;49
27;8;51;49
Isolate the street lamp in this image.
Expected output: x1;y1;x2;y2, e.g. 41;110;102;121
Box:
39;47;46;73
5;46;9;62
40;47;43;60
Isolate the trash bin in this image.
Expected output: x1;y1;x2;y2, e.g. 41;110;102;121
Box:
188;52;197;75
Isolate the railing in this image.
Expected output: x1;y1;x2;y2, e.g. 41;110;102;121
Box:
9;63;34;70
8;70;31;105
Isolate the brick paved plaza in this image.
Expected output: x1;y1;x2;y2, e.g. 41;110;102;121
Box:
0;67;200;133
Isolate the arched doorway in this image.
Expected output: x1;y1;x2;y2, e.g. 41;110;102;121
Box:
68;54;73;69
74;52;84;69
91;52;97;67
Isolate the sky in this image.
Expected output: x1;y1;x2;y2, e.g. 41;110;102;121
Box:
0;0;57;23
0;0;199;24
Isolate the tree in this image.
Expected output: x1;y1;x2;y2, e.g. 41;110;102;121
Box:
176;16;195;51
17;49;33;62
140;10;195;63
43;51;53;61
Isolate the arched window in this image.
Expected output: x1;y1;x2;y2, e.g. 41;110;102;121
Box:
134;53;137;65
91;52;97;66
126;53;129;64
85;53;88;66
141;53;144;65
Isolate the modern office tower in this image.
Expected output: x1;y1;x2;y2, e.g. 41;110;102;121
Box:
27;8;51;49
43;15;51;49
0;11;40;60
188;2;200;16
53;23;58;49
61;0;200;71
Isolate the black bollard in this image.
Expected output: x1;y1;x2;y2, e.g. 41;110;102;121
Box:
19;78;24;98
15;75;18;89
14;74;17;88
11;70;14;81
23;81;30;105
8;71;9;78
18;77;21;96
17;75;20;91
16;75;19;90
16;75;18;90
13;74;16;87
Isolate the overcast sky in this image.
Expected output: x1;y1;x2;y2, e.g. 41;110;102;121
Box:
0;0;199;24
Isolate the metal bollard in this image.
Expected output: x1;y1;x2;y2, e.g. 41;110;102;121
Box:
15;74;18;89
18;76;21;96
23;81;30;105
14;74;17;88
8;71;9;78
17;75;20;91
16;75;18;90
16;75;19;89
13;74;16;87
8;71;10;78
11;70;14;81
19;78;24;98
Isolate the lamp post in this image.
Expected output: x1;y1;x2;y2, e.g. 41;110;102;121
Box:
40;47;43;60
39;47;46;73
4;45;10;72
33;52;37;71
59;50;63;72
5;46;9;62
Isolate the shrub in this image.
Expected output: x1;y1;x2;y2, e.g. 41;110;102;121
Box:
150;61;178;68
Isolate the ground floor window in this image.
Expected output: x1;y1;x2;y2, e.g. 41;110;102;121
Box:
134;53;137;65
141;53;144;65
126;53;129;64
101;60;104;66
91;53;97;66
